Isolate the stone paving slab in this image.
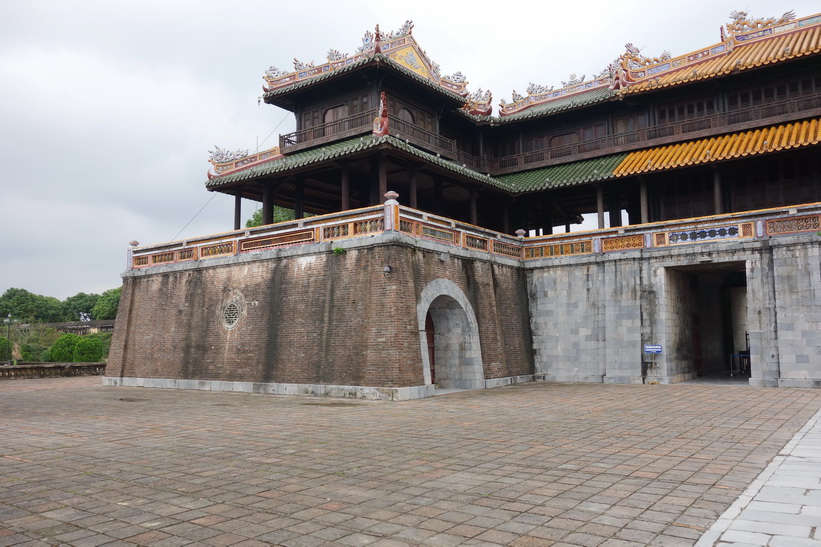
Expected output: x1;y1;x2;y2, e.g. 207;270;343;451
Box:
696;407;821;546
2;377;821;546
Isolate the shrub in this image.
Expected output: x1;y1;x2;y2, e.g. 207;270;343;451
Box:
85;332;113;359
73;337;104;362
20;343;47;362
47;333;81;362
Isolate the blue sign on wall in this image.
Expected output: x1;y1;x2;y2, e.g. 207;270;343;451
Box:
644;344;662;354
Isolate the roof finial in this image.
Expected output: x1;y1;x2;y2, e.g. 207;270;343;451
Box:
374;24;382;54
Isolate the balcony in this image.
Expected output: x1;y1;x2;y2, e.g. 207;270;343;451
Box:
280;111;376;153
492;94;821;174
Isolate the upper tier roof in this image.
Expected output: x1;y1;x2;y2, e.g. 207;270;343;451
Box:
261;21;493;117
498;10;821;118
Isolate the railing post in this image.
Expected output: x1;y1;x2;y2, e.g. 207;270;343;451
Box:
384;191;400;232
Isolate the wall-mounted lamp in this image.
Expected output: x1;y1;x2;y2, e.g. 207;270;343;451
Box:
383;265;393;276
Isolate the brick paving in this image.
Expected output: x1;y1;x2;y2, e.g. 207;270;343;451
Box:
2;377;821;546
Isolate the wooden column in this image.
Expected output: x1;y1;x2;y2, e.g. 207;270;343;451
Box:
469;188;478;225
378;153;388;200
503;200;510;234
262;184;274;225
713;167;723;214
609;191;622;228
433;177;443;215
294;178;304;219
640;177;649;224
542;197;553;235
409;167;418;209
340;164;350;211
233;193;242;231
596;184;605;229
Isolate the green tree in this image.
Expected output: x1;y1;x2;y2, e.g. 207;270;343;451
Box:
63;292;100;321
245;206;297;228
92;287;121;320
0;288;65;323
0;336;9;362
73;337;103;362
47;333;81;362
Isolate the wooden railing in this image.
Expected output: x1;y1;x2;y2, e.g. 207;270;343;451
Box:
387;116;457;158
280;111;376;152
129;199;821;270
492;95;821;173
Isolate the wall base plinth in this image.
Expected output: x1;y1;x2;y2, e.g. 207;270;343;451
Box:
604;375;645;385
103;377;436;401
778;379;821;388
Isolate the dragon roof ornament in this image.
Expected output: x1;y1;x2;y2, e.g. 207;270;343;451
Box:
463;88;493;117
723;10;796;36
209;146;250;164
207;146;282;180
262;20;473;99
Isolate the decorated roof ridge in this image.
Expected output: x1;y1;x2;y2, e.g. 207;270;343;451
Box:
499;9;820;117
260;21;493;116
207;145;283;180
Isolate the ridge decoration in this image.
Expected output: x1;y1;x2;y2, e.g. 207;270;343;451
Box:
261;20;471;98
499;8;821;116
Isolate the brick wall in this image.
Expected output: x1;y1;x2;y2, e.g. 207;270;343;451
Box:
107;237;533;389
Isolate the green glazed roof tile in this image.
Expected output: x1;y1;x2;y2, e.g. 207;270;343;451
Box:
206;135;628;194
495;87;617;123
496;153;628;192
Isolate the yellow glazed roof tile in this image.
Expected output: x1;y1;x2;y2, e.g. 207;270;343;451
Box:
622;16;821;94
613;118;821;176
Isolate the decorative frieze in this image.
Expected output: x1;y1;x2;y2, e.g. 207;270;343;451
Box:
241;231;314;251
602;235;644;252
525;240;592;259
667;225;739;245
421;225;456;243
766;215;821;235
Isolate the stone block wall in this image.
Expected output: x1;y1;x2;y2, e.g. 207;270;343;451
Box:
526;235;821;386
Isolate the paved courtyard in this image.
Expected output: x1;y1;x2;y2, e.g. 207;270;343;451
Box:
2;377;821;546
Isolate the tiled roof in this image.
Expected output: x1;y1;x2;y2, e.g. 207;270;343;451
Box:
205;135;503;189
613;118;821;176
623;20;821;94
495;87;616;123
207;119;820;193
263;54;467;104
497;154;628;192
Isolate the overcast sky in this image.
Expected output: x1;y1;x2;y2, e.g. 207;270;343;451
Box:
1;0;816;300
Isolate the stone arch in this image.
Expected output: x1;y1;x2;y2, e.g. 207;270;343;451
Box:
417;279;484;389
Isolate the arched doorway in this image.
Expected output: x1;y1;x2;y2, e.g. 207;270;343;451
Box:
417;279;484;389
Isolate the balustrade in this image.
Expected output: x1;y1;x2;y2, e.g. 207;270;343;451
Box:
0;363;106;379
129;196;821;271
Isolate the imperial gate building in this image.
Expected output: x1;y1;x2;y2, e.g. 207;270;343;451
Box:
106;11;821;398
